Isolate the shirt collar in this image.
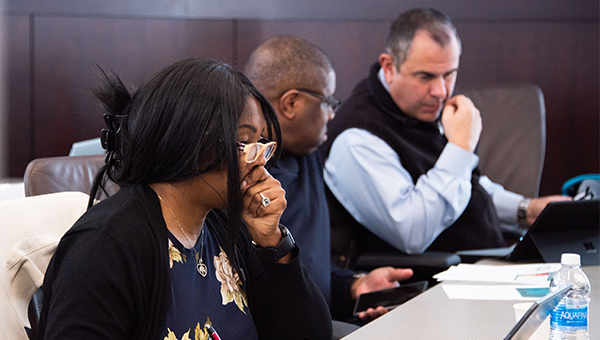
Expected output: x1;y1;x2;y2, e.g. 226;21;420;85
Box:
377;67;390;93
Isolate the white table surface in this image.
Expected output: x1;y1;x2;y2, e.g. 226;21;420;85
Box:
342;265;599;340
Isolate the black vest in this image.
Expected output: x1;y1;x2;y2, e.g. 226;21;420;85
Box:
321;63;504;267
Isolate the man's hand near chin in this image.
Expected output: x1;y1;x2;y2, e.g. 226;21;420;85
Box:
441;95;482;153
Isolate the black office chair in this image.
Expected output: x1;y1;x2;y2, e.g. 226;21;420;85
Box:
460;83;547;242
458;83;546;199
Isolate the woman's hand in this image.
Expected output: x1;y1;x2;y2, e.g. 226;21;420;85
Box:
240;166;287;247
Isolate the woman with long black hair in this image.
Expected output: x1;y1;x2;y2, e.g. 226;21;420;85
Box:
37;58;332;340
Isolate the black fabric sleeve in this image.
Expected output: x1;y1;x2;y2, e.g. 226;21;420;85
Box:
246;245;333;340
38;188;170;340
330;263;360;321
39;229;139;340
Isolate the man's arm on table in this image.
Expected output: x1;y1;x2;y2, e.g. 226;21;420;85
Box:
479;173;572;228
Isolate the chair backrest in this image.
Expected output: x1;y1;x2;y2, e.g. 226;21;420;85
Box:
0;192;89;340
23;154;119;199
458;83;546;198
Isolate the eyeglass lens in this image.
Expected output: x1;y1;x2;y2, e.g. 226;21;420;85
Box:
326;98;341;112
296;88;341;112
245;143;276;163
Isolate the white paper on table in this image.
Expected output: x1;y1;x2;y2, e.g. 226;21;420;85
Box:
433;263;561;285
442;284;550;300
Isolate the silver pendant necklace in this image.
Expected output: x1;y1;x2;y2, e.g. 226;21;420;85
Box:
156;192;208;277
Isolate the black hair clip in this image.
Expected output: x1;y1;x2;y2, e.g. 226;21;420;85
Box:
100;129;117;151
100;114;125;151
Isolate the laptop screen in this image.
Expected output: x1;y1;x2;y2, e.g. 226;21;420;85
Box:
504;284;572;340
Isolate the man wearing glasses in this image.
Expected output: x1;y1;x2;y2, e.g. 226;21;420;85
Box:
245;35;414;337
320;8;569;261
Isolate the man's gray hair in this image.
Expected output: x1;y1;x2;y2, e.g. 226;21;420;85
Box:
386;7;462;69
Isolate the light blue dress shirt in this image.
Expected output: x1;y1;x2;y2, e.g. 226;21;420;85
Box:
323;69;524;254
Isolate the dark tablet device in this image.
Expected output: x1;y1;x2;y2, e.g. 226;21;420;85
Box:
507;199;599;265
353;280;428;315
504;284;572;340
457;199;599;265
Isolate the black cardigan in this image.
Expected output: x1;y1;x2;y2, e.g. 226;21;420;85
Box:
38;184;332;340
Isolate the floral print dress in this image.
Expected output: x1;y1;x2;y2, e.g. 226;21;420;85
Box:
162;225;259;340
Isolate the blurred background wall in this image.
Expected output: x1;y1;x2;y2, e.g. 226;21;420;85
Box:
0;0;6;177
2;0;599;196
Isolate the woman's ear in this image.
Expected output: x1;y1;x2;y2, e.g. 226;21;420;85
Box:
279;89;300;120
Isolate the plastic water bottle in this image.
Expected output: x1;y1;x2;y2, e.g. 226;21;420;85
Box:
549;253;591;340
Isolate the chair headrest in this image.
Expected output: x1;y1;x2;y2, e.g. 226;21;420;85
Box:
23;154;119;199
